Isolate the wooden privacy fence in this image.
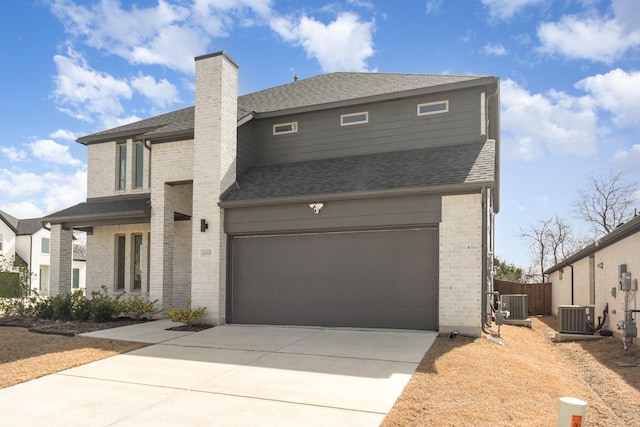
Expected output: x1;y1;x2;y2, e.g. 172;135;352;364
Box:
494;279;552;316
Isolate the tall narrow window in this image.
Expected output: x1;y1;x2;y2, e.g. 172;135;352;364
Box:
116;235;126;291
41;238;50;254
0;233;3;252
134;142;144;188
72;268;80;289
133;234;142;291
117;143;127;190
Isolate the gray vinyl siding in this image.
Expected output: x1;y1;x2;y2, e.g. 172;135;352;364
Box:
253;89;483;166
236;121;255;176
224;193;442;235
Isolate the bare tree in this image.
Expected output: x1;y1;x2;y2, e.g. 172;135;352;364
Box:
521;216;581;281
520;218;552;282
573;170;637;236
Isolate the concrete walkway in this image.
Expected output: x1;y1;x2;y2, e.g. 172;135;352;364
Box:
0;320;437;426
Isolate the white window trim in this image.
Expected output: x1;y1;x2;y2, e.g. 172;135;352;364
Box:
340;111;369;126
417;100;449;116
273;122;298;135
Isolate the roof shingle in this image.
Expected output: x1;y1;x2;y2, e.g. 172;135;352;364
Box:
222;141;495;204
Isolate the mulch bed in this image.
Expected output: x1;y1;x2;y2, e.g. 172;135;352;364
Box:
0;317;150;336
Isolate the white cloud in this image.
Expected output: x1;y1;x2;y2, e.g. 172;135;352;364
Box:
131;74;180;109
1;147;27;162
481;0;545;20
0;201;44;219
614;144;640;171
425;0;444;15
0;170;48;198
29;140;83;167
51;0;203;73
501;79;599;160
483;43;508;56
538;15;640;64
271;12;375;72
42;170;87;214
52;50;132;124
50;129;79;141
50;0;273;73
0;167;87;217
576;68;640;129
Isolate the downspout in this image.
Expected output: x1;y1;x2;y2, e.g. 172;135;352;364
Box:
481;187;489;334
566;262;574;305
142;139;151;186
28;234;33;294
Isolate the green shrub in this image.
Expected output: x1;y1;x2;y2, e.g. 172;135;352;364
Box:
119;294;161;319
88;286;121;322
71;290;93;321
168;300;206;327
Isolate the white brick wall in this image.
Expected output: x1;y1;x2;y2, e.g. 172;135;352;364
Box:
439;193;483;336
86;224;150;297
87;138;150;198
87;143;116;198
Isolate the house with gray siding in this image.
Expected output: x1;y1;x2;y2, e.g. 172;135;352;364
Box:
44;51;500;336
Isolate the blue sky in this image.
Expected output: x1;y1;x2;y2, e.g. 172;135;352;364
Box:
1;0;639;271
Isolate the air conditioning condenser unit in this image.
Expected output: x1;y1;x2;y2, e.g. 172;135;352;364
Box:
557;305;594;334
501;294;528;320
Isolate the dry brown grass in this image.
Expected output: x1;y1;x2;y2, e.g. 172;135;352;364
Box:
0;327;146;389
2;318;639;426
383;317;640;427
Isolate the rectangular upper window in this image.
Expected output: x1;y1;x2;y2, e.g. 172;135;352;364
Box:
0;233;3;251
273;122;298;135
417;100;449;116
41;238;50;254
134;142;144;189
340;112;368;126
117;143;127;190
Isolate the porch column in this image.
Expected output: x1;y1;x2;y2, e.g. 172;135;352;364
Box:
49;224;72;296
149;184;174;309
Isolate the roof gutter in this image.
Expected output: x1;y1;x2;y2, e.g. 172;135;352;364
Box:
219;180;497;208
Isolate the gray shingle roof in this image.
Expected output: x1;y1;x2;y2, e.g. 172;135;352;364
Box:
222;141;495;204
43;194;151;224
77;72;491;144
0;210;44;235
0;210;19;231
237;72;486;115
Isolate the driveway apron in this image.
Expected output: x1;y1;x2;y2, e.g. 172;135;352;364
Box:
0;322;437;426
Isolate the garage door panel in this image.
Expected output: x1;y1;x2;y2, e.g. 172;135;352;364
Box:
230;228;438;330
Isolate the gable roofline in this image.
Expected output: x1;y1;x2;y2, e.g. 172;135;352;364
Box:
544;214;640;275
250;76;499;119
0;210;19;233
76;72;499;145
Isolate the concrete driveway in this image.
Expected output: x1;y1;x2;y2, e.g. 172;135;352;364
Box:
0;320;437;426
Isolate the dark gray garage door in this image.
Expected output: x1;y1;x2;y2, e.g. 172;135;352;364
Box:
229;227;438;330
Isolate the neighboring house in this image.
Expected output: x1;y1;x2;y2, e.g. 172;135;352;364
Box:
545;215;640;339
43;52;500;336
0;210;85;295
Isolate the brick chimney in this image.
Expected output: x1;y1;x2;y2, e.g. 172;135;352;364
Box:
190;52;238;324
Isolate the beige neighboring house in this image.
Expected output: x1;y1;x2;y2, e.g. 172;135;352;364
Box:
0;210;86;295
545;214;640;340
43;51;501;336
